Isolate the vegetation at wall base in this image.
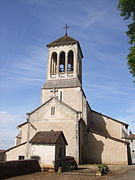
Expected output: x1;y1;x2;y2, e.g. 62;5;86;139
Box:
97;164;109;175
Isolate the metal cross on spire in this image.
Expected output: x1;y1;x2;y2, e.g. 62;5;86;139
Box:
64;24;69;36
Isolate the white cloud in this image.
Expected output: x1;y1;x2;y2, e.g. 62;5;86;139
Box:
83;76;135;133
120;115;135;133
126;103;135;114
1;45;47;85
0;45;47;149
116;103;135;133
69;10;106;30
0;111;24;149
84;81;132;100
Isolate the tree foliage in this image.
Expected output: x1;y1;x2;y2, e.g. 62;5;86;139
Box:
118;0;135;79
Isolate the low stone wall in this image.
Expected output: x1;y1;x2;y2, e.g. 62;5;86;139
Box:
0;151;6;161
0;159;41;179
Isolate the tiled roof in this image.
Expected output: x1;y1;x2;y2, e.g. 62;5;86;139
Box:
47;35;83;58
0;150;5;153
29;130;68;145
4;142;27;152
128;134;135;139
47;35;78;47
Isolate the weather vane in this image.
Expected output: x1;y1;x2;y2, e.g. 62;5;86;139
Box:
64;24;69;35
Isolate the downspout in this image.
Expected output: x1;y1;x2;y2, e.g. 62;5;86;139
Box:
76;112;82;164
26;113;30;159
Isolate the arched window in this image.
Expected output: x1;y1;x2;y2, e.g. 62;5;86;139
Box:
50;52;57;74
59;51;65;73
68;50;74;72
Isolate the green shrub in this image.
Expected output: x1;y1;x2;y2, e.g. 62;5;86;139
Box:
97;164;109;175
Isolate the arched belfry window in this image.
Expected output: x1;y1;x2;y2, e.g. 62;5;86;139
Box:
50;52;57;74
59;51;65;73
68;50;74;72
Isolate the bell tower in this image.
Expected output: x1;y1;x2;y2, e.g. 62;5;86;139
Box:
41;33;84;112
46;34;83;82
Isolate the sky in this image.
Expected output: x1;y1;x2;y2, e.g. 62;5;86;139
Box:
0;0;135;149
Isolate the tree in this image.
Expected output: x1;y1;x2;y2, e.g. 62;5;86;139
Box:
118;0;135;80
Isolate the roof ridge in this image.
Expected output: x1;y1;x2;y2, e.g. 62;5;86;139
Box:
27;96;80;116
56;97;80;113
5;142;27;152
91;109;128;126
47;35;83;58
47;35;78;47
89;128;129;144
29;130;68;145
27;97;54;115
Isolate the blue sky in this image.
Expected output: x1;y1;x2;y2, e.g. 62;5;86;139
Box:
0;0;135;149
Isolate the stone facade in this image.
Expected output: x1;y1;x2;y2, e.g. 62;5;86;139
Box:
6;34;129;165
6;143;27;161
126;134;135;164
130;139;135;164
0;150;6;161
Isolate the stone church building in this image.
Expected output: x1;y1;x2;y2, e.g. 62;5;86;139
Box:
6;33;130;166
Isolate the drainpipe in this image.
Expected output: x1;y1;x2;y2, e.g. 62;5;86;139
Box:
76;112;82;164
26;113;30;159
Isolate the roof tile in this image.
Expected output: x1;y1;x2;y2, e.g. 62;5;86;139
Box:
47;35;83;58
128;134;135;139
47;35;78;47
29;130;68;145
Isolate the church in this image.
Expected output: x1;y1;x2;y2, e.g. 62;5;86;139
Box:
5;31;130;166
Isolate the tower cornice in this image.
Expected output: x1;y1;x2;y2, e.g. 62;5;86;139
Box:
47;35;83;58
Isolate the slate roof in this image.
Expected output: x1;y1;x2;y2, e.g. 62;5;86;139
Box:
47;35;83;58
29;130;68;145
43;78;81;89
